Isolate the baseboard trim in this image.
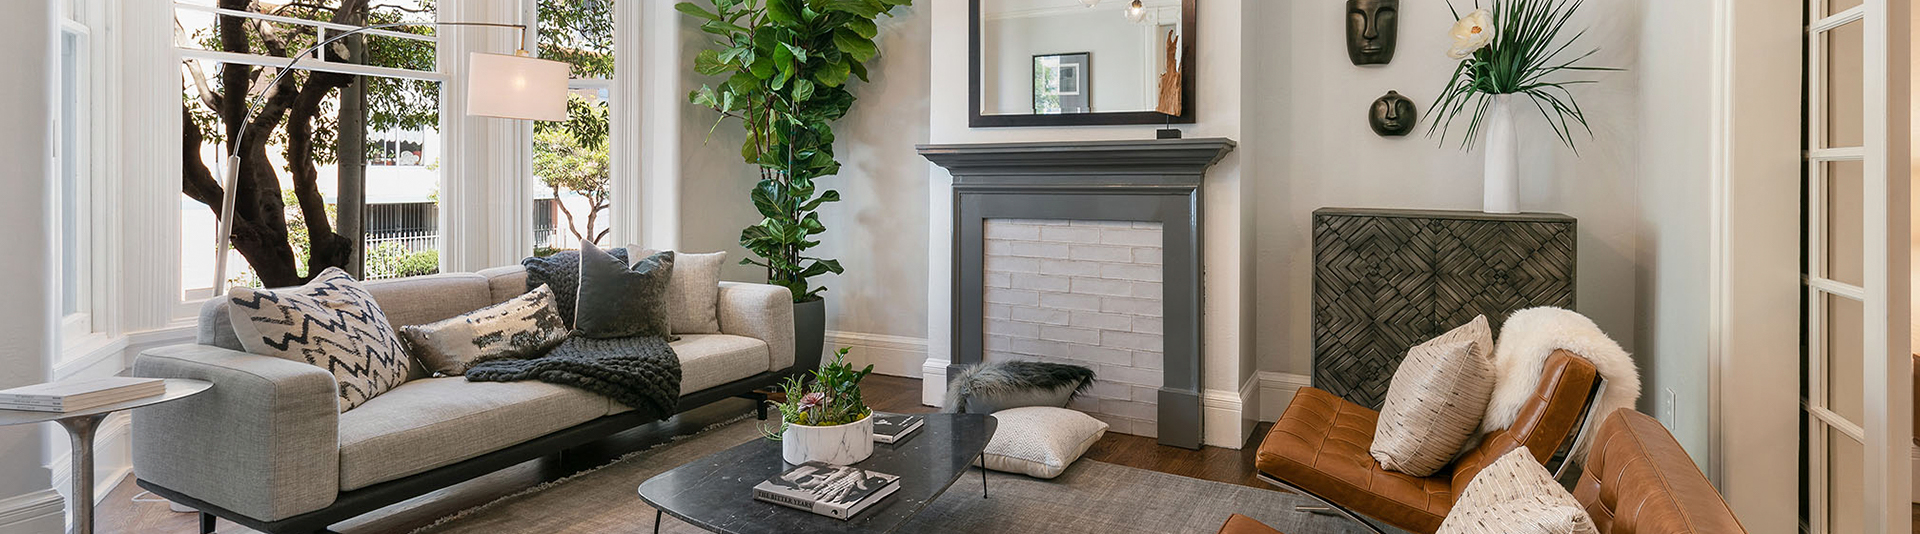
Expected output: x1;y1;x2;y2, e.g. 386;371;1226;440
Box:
1196;373;1264;450
49;412;133;506
1256;371;1312;422
1911;444;1919;504
824;331;928;379
0;490;64;534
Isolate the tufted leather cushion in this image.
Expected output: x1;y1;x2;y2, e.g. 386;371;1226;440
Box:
1216;514;1284;534
1573;410;1748;534
1256;350;1600;533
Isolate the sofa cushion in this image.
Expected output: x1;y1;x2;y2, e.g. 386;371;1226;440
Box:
398;285;569;376
1438;448;1599;534
673;334;771;394
478;265;530;304
336;377;608;490
522;248;629;328
1372;315;1496;476
574;243;674;339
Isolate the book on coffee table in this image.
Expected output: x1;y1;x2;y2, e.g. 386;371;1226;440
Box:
752;462;901;520
872;413;924;444
0;377;165;413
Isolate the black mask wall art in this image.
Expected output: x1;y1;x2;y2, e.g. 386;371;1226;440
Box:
1369;91;1417;137
1346;0;1399;65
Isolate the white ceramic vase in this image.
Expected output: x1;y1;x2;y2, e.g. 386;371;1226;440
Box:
781;413;874;466
1482;93;1521;214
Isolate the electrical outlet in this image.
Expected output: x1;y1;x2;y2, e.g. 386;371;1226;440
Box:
1660;388;1678;427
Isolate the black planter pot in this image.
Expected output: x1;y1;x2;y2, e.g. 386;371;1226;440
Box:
792;298;827;375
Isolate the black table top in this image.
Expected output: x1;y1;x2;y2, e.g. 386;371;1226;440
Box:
638;413;997;534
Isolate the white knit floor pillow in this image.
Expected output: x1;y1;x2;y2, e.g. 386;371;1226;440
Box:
1370;315;1496;476
979;406;1108;479
1436;448;1599;534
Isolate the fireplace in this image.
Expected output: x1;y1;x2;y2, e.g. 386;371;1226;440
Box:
919;139;1236;449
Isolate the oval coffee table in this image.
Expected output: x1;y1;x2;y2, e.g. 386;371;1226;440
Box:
638;413;996;534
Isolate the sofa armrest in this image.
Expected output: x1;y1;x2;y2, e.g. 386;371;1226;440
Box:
132;344;341;522
716;282;796;372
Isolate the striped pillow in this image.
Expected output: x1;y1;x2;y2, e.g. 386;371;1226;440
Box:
1437;448;1599;534
1369;315;1496;476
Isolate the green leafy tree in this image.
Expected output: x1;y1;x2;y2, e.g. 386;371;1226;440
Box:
681;0;912;303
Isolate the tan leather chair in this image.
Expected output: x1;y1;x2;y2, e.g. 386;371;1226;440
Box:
1253;350;1602;534
1223;407;1747;534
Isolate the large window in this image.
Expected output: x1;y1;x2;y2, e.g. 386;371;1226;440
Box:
56;0;100;341
174;0;444;293
531;0;613;254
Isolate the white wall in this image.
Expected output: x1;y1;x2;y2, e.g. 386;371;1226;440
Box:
1634;0;1717;467
0;1;66;532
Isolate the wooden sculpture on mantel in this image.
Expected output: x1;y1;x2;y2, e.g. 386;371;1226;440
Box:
1156;31;1183;116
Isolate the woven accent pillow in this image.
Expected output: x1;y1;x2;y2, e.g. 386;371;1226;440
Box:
634;247;727;334
1370;315;1496;476
226;267;410;412
398;284;570;376
1437;448;1600;534
979;406;1108;479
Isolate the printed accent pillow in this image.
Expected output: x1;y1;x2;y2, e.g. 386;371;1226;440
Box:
226;267;410;412
979;406;1108;479
573;242;675;339
634;247;727;334
522;247;629;328
1370;315;1496;476
398;284;569;376
1437;448;1600;534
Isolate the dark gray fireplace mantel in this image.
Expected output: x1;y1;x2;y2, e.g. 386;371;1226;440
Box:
918;138;1236;449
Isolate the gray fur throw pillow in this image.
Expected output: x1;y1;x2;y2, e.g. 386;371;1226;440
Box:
944;361;1096;414
399;284;569;376
522;247;629;328
573;242;674;339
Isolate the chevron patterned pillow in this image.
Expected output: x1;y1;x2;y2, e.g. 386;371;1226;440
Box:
227;267;412;412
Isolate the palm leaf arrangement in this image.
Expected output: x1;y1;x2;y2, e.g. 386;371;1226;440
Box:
1427;0;1616;151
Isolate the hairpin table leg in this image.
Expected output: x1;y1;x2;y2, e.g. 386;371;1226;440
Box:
654;509;662;534
980;464;988;498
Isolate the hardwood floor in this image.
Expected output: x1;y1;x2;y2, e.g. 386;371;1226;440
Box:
95;375;1270;533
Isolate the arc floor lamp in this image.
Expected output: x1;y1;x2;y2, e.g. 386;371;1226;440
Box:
210;20;569;295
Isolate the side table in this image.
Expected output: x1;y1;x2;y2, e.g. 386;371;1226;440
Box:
0;379;212;534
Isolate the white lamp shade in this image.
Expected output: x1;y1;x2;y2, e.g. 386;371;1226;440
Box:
466;52;570;121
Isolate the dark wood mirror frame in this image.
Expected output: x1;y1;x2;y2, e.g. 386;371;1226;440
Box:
969;0;1198;128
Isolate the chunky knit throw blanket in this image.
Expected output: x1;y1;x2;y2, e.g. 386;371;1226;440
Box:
466;335;682;416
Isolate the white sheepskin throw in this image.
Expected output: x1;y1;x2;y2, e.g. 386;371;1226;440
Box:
1474;307;1639;460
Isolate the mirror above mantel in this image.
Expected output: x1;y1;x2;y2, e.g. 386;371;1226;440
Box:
970;0;1197;127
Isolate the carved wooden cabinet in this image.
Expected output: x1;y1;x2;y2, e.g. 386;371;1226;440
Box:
1311;208;1577;410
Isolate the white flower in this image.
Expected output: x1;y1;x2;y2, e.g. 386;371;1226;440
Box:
1447;9;1495;59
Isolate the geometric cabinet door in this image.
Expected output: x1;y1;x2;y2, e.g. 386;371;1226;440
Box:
1311;208;1577;410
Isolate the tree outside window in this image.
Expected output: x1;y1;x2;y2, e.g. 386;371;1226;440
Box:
532;0;613;255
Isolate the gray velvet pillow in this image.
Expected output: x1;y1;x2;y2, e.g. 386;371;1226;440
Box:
573;242;674;339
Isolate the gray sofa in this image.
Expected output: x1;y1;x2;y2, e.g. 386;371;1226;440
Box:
130;266;797;534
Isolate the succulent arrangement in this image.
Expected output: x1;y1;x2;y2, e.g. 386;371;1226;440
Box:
763;347;874;439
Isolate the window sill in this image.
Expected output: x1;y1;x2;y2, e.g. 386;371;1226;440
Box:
53;333;129;381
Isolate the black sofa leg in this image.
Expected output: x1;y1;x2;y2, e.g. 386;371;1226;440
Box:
198;511;216;534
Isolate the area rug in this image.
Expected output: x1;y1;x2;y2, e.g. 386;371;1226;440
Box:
412;417;1405;534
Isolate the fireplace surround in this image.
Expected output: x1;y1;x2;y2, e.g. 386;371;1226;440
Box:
919;138;1236;449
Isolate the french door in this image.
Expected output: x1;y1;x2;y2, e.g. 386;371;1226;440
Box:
1800;0;1909;532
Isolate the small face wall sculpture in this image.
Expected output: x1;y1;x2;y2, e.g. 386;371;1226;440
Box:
1347;0;1400;66
1370;91;1417;137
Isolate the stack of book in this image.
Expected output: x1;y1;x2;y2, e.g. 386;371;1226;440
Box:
871;413;924;444
753;462;901;520
0;377;166;413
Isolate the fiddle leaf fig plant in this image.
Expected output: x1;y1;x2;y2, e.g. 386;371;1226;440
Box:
681;0;912;303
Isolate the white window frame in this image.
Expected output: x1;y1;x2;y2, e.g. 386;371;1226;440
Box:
56;1;98;346
526;0;616;252
169;1;447;303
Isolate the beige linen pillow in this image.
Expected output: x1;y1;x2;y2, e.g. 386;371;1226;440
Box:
634;246;727;334
1370;315;1496;476
226;267;410;412
1437;448;1600;534
979;406;1108;479
398;284;569;376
